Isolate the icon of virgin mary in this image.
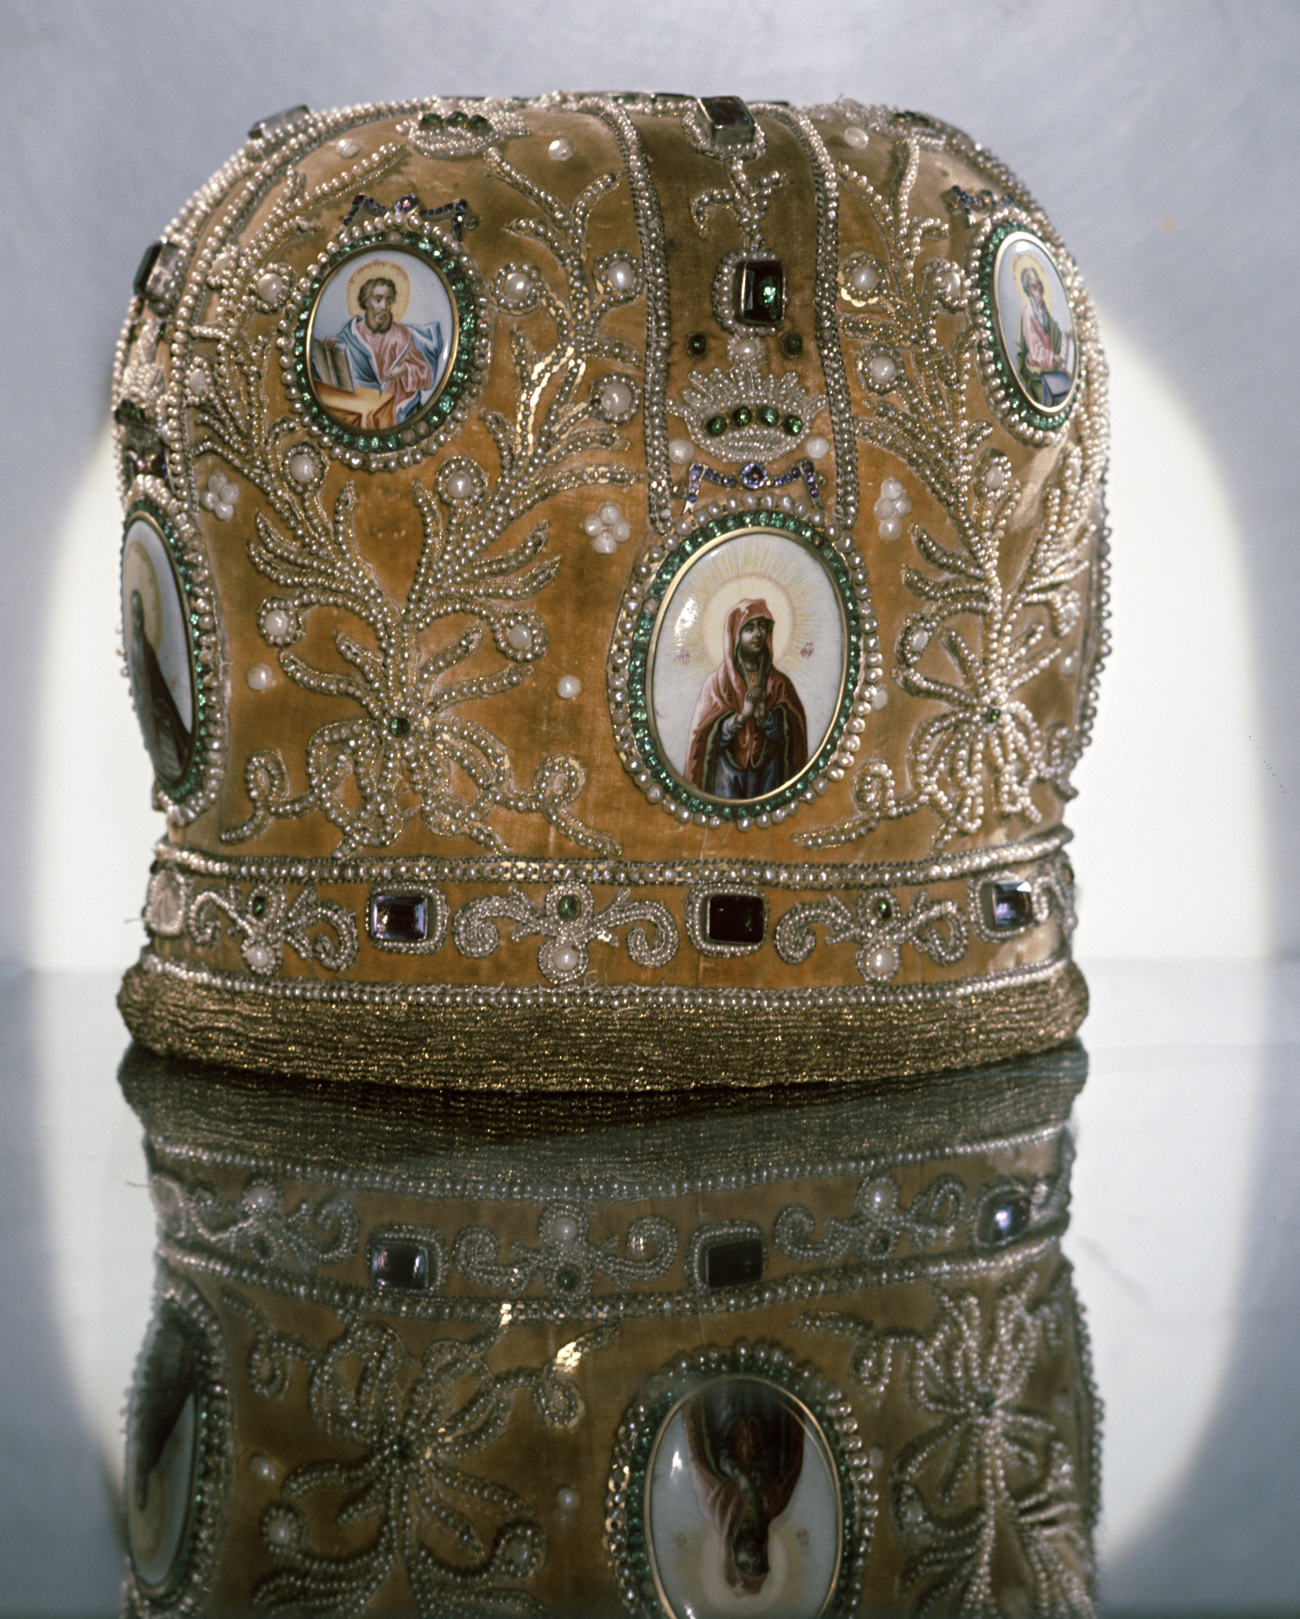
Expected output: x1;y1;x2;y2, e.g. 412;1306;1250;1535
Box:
685;597;808;799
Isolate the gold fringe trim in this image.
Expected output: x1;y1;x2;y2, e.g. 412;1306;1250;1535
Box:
118;959;1088;1093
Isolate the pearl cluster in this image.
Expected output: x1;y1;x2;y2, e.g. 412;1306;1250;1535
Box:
582;501;632;554
873;476;912;542
200;470;238;521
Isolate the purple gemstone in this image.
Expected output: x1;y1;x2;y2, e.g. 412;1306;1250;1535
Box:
741;461;768;489
989;879;1033;928
370;1239;429;1289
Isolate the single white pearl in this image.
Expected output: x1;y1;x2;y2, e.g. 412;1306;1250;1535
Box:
247;663;274;691
1061;652;1079;676
591;533;617;554
288;452;316;484
581;513;603;537
548;137;573;161
804;434;830;459
606;258;636;291
557;675;581;698
881;478;904;500
866;1181;894;1211
598;502;622;525
215;501;235;521
868;354;898;385
878;517;902;541
266;1516;294;1545
506;623;533;651
612;517;631;543
551;1215;580;1243
913;630;930;652
245;1182;276;1209
873;496;896;520
668;437;694;465
734;337;762;359
336;138;360;157
555;1486;580;1513
503;270;530;300
868;1446;885;1469
985;463;1007;490
256;272;285;304
445;470;476;499
263;609;290;640
850;262;879;293
934;262;962;299
599;380;633;416
843;125;869;148
187;366;209;398
552;945;580;973
245;944;273;971
200;491;218;510
894;493;912;516
249;1454;277;1482
868;944;900;978
872;687;889;709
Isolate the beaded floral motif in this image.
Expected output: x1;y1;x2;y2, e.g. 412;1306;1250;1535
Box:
774;886;969;980
452;1202;677;1299
188;879;357;975
451;881;677;983
799;137;1106;853
191;155;636;857
799;1265;1094;1615
153;1174;359;1277
226;1291;617;1617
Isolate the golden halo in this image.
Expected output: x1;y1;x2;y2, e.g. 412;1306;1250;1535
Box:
700;575;795;669
1012;250;1053;311
346;258;411;321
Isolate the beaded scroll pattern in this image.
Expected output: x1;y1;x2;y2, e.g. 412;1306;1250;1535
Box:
193;143;638;857
228;1291;617;1617
799;1264;1095;1615
800;137;1106;853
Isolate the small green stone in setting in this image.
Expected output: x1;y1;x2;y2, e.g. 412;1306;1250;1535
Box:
250;894;268;918
556;894;580;921
555;1265;580;1293
985;707;1001;724
388;715;412;737
756;404;780;427
731;405;753;427
780;331;803;357
686;333;707;357
706;414;728;437
874;896;891;920
783;414;802;435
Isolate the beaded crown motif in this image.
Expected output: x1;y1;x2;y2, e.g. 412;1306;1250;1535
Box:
114;93;1108;1090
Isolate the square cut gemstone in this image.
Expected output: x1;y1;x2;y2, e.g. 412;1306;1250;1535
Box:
705;893;765;945
370;1239;429;1290
703;1234;764;1288
736;259;785;326
370;892;428;943
989;879;1034;928
248;105;311;142
698;96;756;147
980;1194;1031;1247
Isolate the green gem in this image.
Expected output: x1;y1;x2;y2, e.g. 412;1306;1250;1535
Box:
780;331;804;357
250;894;268;918
686;333;707;357
874;896;891;920
731;405;753;427
388;715;412;737
985;707;1001;724
555;1265;580;1293
756;404;780;427
705;414;727;437
556;894;580;921
783;415;802;436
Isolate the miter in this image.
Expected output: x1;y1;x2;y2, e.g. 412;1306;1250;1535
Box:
113;94;1108;1089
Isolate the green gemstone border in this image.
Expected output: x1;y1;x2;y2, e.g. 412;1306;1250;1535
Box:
974;220;1080;438
607;1342;873;1617
290;230;481;458
626;512;863;821
122;498;210;802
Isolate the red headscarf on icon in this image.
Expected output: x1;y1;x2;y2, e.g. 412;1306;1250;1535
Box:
685;597;808;798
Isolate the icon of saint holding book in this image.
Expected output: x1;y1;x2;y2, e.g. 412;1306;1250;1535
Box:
310;258;446;431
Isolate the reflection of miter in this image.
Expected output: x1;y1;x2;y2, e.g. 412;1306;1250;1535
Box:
115;95;1107;1093
346;258;411;320
1012;250;1052;309
118;1040;1098;1616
